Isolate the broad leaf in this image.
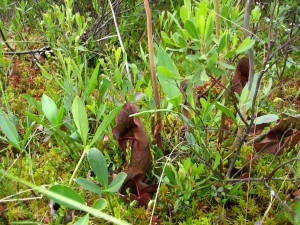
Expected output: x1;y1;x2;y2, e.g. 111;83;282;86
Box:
75;177;104;196
253;114;279;125
157;47;181;100
21;94;42;113
36;62;51;79
217;34;228;53
90;105;123;146
72;96;89;145
115;47;122;65
180;6;189;23
56;105;65;127
0;109;20;149
86;61;100;97
204;13;214;42
236;37;255;54
157;66;180;79
197;0;207;18
74;214;89;225
42;94;58;125
206;53;218;69
184;19;199;39
107;172;127;193
87;148;108;188
164;165;176;185
215;102;238;125
213;151;221;170
49;184;85;210
92;198;107;210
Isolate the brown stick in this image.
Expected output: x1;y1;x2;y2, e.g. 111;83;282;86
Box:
143;0;162;149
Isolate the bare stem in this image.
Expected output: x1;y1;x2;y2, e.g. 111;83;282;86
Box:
143;0;162;149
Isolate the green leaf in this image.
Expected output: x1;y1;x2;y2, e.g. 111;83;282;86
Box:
92;198;107;210
0;109;20;149
200;70;209;81
253;114;279;125
215;102;238;125
180;6;189;23
42;94;58;125
167;11;182;29
87;148;108;188
186;54;199;61
56;105;65;127
236;37;255;54
206;53;218;69
107;172;127;193
183;158;191;171
217;61;235;70
204;13;214;42
184;19;199;39
157;47;180;76
198;0;207;18
74;214;89;225
115;68;122;87
36;62;51;79
157;66;179;79
86;62;100;97
49;185;85;210
232;33;238;49
72;96;89;145
157;47;181;100
161;31;176;46
164;165;176;185
197;15;205;36
227;183;243;198
115;47;122;65
207;67;225;76
75;178;104;196
90;105;122;146
168;94;183;107
213;151;221;170
225;50;236;58
21;94;42;113
217;34;227;53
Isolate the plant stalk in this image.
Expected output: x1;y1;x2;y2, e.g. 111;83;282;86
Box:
106;192;115;217
143;0;162;149
69;148;87;185
214;0;228;145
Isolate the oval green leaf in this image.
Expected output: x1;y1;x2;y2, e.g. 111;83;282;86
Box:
75;177;104;196
215;102;238;125
49;184;85;210
90;105;123;146
87;148;108;188
74;214;89;225
72;96;89;145
92;198;107;211
42;94;58;125
253;114;279;125
0;109;20;149
236;37;255;54
107;172;127;193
